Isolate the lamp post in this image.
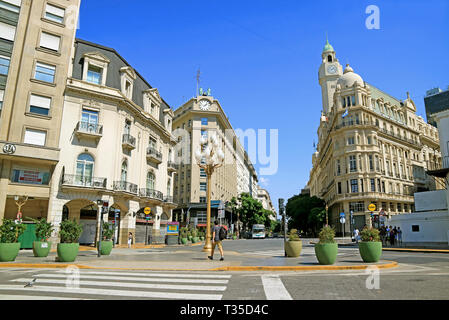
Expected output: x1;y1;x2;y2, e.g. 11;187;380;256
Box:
195;133;224;254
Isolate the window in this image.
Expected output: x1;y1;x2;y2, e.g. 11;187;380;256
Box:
87;65;102;85
337;182;342;194
336;159;341;175
349;155;357;172
397;203;402;212
0;21;16;41
39;32;60;51
0;90;3;113
351;96;356;106
45;3;65;24
201;129;207;139
81;108;98;125
120;160;128;182
349;202;365;212
369;155;374;171
34;62;55;83
199;197;206;203
200;182;207;191
75;153;94;185
201;117;208;125
146;172;155;190
29;94;51;116
412;225;419;232
367;136;372;145
0;55;10;75
371;178;376;192
347;137;355;145
404;204;408;212
11;169;50;185
124;120;131;135
149;136;157;149
125;80;131;98
200;168;206;178
350;179;358;193
327;55;332;62
24;128;46;146
0;0;20;13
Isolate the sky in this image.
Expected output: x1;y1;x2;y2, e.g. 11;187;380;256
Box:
76;0;449;217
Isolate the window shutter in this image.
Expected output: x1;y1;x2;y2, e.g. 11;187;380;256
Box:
40;32;60;51
46;4;65;18
0;21;16;41
24;129;46;146
0;90;4;102
30;94;51;109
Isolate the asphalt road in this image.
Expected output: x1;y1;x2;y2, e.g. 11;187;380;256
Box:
1;239;448;300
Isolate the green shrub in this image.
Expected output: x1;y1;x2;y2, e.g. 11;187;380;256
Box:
180;227;188;238
102;222;114;241
59;219;83;243
0;219;26;243
360;227;380;242
288;229;300;241
318;225;336;244
30;218;53;241
190;228;198;238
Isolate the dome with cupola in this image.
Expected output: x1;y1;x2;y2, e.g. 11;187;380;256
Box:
322;39;334;53
337;64;364;88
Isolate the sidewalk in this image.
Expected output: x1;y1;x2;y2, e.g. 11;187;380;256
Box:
0;241;398;271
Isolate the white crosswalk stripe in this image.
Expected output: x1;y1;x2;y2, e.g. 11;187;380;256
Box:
2;270;232;300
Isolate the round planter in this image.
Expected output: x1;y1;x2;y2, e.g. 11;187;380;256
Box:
181;238;188;245
314;242;338;265
192;237;199;243
33;241;52;257
0;243;21;262
284;240;302;257
359;241;382;263
57;243;79;262
188;236;192;242
100;240;113;256
233;236;237;240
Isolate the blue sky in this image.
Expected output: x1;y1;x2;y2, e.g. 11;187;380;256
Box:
76;0;449;216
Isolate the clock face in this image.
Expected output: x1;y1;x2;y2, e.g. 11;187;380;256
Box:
327;65;337;74
199;100;211;111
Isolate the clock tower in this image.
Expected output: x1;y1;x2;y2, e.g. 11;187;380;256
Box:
318;39;343;114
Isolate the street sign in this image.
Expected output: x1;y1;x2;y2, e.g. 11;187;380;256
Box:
368;204;376;212
144;207;151;215
340;217;346;224
340;212;345;218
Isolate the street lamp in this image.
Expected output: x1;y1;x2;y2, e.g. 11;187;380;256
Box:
195;133;224;253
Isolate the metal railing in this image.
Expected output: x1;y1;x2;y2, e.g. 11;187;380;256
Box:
164;196;175;203
379;128;420;146
62;174;107;188
146;147;162;161
76;121;103;135
167;161;178;170
139;188;164;201
113;181;138;194
122;134;136;148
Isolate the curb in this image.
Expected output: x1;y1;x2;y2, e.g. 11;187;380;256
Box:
382;248;449;254
0;261;398;271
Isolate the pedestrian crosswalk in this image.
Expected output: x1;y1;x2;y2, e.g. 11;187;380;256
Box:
0;269;232;300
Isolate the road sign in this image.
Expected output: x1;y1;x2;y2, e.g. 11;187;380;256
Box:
340;212;345;218
368;204;376;212
340;217;346;224
144;207;151;215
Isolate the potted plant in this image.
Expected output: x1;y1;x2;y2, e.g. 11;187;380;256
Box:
57;219;83;262
100;222;114;255
191;228;199;243
198;230;205;241
232;233;237;240
314;225;338;265
358;227;382;263
284;228;302;257
31;218;53;257
180;227;188;245
0;219;26;262
187;229;193;242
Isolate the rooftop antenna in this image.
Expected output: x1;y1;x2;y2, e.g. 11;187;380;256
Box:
196;68;201;97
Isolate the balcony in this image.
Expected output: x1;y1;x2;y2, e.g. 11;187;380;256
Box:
113;181;138;194
426;156;449;178
122;134;136;150
75;121;103;140
164;196;175;203
167;161;178;172
146;147;162;164
139;188;164;201
61;174;107;190
378;128;421;147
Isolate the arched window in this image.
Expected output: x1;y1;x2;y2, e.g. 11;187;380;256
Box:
327;55;332;62
76;153;94;185
167;177;171;196
147;171;155;190
121;160;128;182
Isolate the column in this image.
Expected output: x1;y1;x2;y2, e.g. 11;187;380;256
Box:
0;160;11;222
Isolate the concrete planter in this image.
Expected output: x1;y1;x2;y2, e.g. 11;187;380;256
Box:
0;243;21;262
100;240;113;255
233;236;237;240
359;241;382;263
284;240;302;257
33;241;52;257
57;243;79;262
314;242;338;265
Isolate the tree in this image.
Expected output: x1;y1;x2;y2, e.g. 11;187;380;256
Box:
285;194;325;236
231;193;268;235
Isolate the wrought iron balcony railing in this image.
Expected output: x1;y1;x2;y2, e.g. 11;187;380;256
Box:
139;188;164;201
62;174;107;188
122;134;136;149
167;161;178;170
146;147;162;162
113;181;138;194
76;121;103;135
164;196;175;203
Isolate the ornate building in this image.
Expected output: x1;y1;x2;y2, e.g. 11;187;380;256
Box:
307;40;443;234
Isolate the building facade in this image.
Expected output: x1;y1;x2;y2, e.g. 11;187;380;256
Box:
172;92;258;227
257;187;277;221
307;40;443;234
48;39;178;245
0;0;80;226
424;87;449;128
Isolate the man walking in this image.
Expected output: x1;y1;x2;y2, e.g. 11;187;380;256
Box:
208;220;224;261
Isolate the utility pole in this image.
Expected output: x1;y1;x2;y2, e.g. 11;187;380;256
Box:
279;198;286;257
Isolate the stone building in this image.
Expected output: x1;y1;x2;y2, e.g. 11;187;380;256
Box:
307;40;443;234
0;0;80;226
